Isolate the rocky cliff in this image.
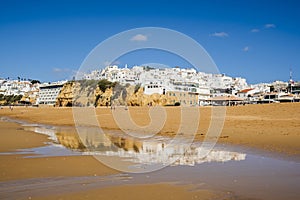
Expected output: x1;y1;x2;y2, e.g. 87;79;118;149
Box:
126;87;177;106
56;81;75;107
20;93;36;104
56;80;178;107
56;80;103;107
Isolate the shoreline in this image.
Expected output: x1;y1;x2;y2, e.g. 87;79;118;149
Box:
1;116;298;166
1;103;299;155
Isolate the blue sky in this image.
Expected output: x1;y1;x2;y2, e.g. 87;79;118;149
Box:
0;0;299;84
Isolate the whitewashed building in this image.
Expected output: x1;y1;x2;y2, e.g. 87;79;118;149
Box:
83;65;249;105
237;88;260;99
0;79;32;96
37;81;67;105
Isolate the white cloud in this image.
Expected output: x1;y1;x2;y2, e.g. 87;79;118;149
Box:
130;34;148;41
243;46;249;52
251;29;260;33
265;24;276;28
53;68;70;73
53;68;62;72
251;24;275;33
210;32;229;38
52;68;75;80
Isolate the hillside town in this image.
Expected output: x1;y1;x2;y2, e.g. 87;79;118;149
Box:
0;65;299;107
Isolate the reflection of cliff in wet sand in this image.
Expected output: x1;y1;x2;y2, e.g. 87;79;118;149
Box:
55;130;144;152
55;130;246;166
56;132;86;150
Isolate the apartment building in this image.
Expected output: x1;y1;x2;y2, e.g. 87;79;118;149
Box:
37;82;66;105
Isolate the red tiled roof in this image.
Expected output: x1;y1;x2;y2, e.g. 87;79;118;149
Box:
238;88;254;93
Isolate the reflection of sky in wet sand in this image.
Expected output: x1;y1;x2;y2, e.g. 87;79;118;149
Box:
22;124;246;167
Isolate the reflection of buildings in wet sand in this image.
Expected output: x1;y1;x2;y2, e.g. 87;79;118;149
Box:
23;126;58;142
56;130;246;166
125;140;246;166
173;149;246;166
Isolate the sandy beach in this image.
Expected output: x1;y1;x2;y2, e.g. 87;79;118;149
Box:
0;103;299;199
0;121;118;181
1;103;299;155
0;120;220;199
0;112;219;199
34;184;216;200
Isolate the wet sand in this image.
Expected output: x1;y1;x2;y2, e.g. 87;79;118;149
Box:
0;120;218;199
0;103;299;199
0;121;117;181
34;184;216;200
0;121;49;152
1;103;299;155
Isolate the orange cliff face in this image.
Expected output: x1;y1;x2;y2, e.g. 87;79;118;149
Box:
127;87;177;106
56;81;178;107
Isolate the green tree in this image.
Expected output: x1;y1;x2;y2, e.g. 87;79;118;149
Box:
134;83;141;93
31;79;41;84
98;79;116;93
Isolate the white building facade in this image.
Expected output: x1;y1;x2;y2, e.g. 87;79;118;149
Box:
0;79;32;96
37;81;66;105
